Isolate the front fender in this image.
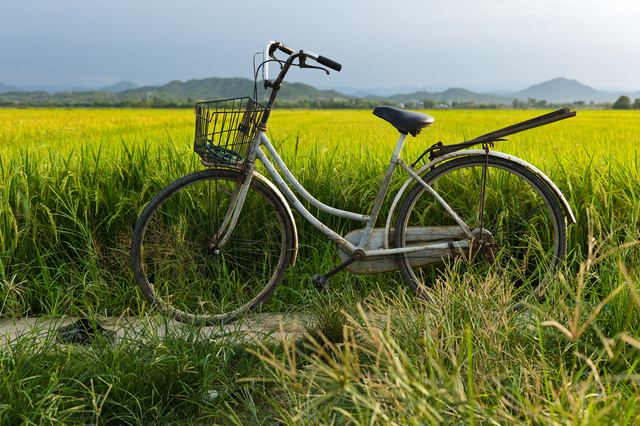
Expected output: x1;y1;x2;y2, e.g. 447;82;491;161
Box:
384;149;576;248
252;170;299;266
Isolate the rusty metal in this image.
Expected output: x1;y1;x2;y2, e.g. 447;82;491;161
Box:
353;249;365;260
338;226;467;274
254;42;574;282
427;108;577;160
245;120;576;279
251;130;479;263
397;158;475;239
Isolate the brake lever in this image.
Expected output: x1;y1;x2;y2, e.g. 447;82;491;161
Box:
299;56;330;75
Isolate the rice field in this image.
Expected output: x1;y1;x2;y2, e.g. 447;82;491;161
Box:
1;107;638;317
2;107;640;423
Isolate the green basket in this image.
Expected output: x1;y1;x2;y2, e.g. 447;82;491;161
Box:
194;97;268;168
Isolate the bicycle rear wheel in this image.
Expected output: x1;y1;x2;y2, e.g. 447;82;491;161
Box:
395;155;567;301
131;169;296;325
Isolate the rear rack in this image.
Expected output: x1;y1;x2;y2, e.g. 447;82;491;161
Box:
423;108;577;162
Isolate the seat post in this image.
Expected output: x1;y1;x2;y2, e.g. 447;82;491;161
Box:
392;132;409;160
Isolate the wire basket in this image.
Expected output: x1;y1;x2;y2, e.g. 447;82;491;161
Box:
194;97;269;168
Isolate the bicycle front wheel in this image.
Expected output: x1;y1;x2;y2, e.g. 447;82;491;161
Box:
395;155;567;300
131;169;296;325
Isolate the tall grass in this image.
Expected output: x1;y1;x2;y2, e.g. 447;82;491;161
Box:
1;106;640;422
247;233;640;424
0;315;272;424
2;226;639;424
1;110;197;316
1;108;639;318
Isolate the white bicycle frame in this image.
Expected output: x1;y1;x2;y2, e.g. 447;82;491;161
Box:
253;130;475;259
213;126;574;266
211;41;577;271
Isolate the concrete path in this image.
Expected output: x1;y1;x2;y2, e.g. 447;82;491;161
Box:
0;313;311;346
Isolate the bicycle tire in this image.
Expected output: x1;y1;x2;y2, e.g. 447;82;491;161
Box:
395;155;567;301
131;168;296;325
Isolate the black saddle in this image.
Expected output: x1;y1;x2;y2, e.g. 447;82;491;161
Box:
373;106;434;136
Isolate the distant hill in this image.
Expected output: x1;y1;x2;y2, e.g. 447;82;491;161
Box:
362;77;640;105
368;88;514;105
121;78;256;100
2;76;639;106
100;80;138;93
513;78;607;103
0;82;20;94
119;77;351;102
0;77;353;106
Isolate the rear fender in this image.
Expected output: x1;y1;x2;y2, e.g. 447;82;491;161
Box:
385;149;576;249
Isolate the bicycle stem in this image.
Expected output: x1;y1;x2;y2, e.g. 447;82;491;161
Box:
260;42;342;128
261;53;298;123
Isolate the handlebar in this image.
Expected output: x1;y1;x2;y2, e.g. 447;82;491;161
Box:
262;40;342;88
317;55;342;72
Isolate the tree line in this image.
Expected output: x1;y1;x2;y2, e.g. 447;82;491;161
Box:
2;93;639;110
611;96;640;109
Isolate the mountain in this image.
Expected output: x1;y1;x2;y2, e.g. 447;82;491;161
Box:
119;77;351;102
2;76;639;106
513;77;606;103
121;77;254;99
360;78;640;105
100;80;139;93
0;82;20;94
0;77;353;107
372;88;514;105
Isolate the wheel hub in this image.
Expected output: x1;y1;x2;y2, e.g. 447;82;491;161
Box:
207;239;222;256
470;229;499;263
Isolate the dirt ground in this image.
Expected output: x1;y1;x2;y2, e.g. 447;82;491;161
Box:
0;313;311;346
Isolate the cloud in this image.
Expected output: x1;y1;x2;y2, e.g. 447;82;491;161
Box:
1;0;638;91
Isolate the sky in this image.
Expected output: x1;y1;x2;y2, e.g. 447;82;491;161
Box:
2;0;639;93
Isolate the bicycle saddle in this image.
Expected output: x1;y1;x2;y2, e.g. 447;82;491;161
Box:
373;106;434;136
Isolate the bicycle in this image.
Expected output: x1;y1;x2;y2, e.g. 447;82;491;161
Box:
131;41;577;325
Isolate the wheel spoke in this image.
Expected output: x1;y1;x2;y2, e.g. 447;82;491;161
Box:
131;169;294;325
395;155;566;300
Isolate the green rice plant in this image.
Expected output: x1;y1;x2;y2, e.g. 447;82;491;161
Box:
247;258;640;424
0;275;27;318
1;108;639;319
0;198;639;424
236;200;640;424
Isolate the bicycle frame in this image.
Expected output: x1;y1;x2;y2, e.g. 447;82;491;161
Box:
216;128;474;264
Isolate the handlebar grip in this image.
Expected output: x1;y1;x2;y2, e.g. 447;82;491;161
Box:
317;55;342;72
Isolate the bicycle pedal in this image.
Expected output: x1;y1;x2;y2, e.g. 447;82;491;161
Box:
312;273;329;292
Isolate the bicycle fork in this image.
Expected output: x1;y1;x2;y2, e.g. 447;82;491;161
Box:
208;166;255;249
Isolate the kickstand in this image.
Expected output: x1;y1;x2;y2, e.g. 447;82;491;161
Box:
312;257;358;292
